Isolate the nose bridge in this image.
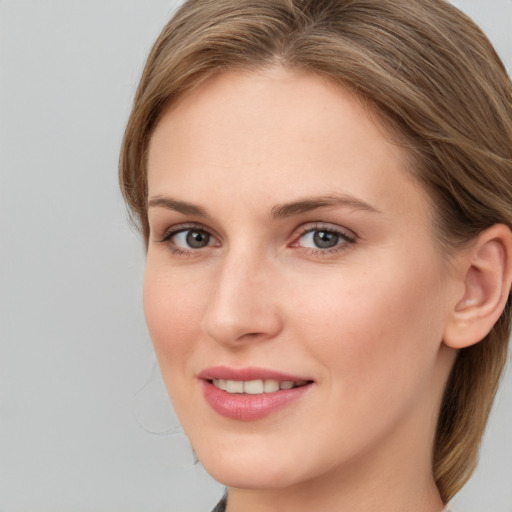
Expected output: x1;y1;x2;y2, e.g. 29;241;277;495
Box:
201;245;281;345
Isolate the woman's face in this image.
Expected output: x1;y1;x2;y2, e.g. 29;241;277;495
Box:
145;67;458;491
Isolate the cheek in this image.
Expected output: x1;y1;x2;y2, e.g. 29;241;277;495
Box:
143;267;205;368
289;258;447;393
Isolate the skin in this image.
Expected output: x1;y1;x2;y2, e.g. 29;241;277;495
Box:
144;66;461;512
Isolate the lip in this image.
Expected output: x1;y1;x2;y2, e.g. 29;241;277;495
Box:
198;366;314;421
198;366;312;382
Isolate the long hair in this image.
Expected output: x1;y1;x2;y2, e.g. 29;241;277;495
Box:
119;0;512;501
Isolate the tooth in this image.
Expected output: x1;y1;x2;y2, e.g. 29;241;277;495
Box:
263;379;280;393
226;380;244;393
214;378;307;394
244;380;264;394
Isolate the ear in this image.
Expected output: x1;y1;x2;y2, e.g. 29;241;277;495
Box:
443;224;512;349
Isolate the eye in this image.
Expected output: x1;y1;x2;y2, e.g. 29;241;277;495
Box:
159;225;219;253
300;229;340;249
292;224;356;253
173;229;213;249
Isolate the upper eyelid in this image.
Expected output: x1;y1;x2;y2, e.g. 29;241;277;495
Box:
157;222;218;242
294;222;357;239
153;220;357;247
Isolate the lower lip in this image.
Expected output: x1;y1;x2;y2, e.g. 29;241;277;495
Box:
201;380;313;421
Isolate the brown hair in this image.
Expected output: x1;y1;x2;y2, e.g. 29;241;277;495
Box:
119;0;512;501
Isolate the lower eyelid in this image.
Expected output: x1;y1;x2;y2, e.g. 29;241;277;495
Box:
299;238;355;258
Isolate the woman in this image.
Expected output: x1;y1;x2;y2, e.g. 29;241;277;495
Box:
119;0;512;510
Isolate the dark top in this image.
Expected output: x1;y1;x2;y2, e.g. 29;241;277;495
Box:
211;493;227;512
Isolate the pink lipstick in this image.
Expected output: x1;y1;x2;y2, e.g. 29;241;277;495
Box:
198;366;314;421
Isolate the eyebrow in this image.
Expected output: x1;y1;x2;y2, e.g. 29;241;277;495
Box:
147;196;209;217
147;194;381;218
270;195;381;218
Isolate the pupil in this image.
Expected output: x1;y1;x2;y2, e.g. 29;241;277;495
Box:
186;230;209;248
313;230;338;249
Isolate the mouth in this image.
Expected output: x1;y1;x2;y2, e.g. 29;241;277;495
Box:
198;367;314;421
209;378;310;394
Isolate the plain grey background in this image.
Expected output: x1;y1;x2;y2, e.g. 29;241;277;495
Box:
1;1;511;511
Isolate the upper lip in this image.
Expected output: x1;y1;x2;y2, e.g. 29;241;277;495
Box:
197;366;313;382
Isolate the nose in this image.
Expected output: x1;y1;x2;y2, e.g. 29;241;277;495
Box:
200;250;283;346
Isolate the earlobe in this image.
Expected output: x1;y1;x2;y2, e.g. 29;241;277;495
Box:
444;224;512;349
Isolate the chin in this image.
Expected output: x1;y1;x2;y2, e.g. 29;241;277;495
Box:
195;442;303;490
206;464;298;490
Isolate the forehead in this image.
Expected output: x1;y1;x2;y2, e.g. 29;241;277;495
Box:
147;66;431;225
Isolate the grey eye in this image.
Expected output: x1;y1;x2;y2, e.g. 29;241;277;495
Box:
174;229;212;249
312;230;339;249
300;229;341;249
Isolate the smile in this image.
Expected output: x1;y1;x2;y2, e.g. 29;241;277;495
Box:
199;367;314;421
211;379;309;394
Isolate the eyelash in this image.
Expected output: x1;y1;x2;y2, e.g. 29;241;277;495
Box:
158;223;218;256
157;222;356;257
291;223;356;256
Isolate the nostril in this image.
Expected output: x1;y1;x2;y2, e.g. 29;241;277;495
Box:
200;279;283;345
